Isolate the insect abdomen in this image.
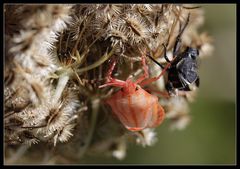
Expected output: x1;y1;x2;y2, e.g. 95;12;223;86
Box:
106;88;162;131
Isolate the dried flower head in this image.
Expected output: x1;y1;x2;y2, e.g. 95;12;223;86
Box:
4;4;213;164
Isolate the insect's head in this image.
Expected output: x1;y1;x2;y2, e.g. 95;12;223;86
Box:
185;47;199;60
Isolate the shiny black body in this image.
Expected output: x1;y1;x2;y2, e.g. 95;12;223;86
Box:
148;13;200;94
165;47;200;93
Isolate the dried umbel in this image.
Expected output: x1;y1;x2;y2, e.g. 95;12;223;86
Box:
4;4;213;164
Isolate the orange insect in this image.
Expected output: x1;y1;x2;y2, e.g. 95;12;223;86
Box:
99;51;170;131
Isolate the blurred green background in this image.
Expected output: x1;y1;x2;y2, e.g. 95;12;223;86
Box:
80;4;236;164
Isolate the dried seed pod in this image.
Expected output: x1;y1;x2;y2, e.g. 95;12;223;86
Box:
124;13;150;45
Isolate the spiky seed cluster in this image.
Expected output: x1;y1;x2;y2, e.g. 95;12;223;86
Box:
4;4;213;164
124;13;150;45
4;4;83;148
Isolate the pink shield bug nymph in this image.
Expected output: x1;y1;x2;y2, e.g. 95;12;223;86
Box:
99;50;169;131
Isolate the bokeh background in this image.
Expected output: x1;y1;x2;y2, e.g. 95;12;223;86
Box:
78;4;236;164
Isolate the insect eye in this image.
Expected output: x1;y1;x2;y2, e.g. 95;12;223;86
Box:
135;87;139;91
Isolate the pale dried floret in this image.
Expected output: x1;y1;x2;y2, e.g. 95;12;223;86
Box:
136;128;158;147
170;114;191;130
112;138;127;160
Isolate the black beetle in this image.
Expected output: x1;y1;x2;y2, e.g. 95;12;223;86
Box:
148;13;200;95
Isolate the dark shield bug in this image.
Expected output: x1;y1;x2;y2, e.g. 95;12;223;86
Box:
147;13;200;95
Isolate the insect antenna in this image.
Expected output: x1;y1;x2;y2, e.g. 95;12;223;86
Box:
182;6;201;10
173;13;190;55
178;13;190;38
147;53;164;69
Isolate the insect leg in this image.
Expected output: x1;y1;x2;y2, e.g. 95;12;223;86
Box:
140;61;171;87
165;81;175;93
135;50;150;84
147;53;165;69
99;59;126;88
105;59;117;81
162;44;171;62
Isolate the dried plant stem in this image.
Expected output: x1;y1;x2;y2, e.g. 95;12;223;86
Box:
72;69;92;97
78;98;100;158
77;47;116;74
70;29;107;70
70;50;88;68
40;150;52;164
53;72;70;104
